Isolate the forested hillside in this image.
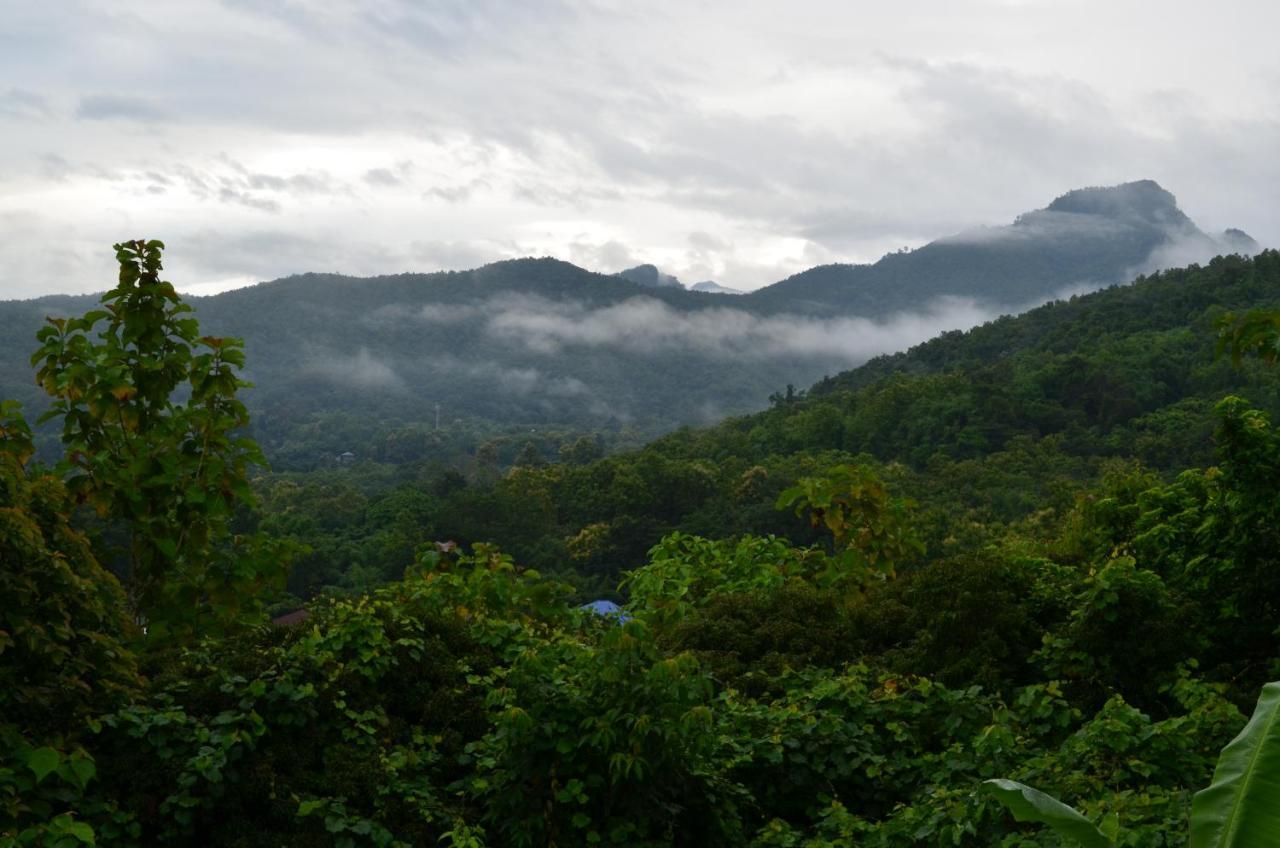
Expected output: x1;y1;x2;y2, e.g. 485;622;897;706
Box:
265;251;1280;596
6;241;1280;846
0;259;791;463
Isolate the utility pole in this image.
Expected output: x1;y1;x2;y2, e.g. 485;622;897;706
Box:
434;403;441;431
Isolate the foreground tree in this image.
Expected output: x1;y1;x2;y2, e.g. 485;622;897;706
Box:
0;401;141;843
31;239;287;638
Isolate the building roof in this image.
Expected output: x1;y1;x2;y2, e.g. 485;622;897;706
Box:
272;609;312;627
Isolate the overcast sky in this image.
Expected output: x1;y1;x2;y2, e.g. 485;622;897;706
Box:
2;0;1277;298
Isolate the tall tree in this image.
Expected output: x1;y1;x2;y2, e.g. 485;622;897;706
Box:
31;240;287;638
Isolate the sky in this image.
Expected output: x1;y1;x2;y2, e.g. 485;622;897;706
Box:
1;0;1278;299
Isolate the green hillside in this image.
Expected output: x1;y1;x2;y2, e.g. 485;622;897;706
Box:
265;251;1280;596
0;259;830;466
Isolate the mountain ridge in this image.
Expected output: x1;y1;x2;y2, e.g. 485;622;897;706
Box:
0;180;1261;467
745;179;1257;316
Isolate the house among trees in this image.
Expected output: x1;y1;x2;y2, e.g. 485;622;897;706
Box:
336;451;356;464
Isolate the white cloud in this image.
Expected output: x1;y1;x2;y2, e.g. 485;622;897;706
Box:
398;291;1002;365
306;347;404;390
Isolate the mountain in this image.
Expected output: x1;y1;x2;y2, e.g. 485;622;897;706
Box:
614;264;683;289
1;181;1260;468
746;180;1258;316
0;258;851;465
616;264;742;295
690;280;744;295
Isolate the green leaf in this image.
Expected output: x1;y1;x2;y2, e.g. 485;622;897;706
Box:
297;799;324;817
66;752;96;790
982;779;1112;848
1191;681;1280;847
774;486;802;510
27;746;61;783
65;820;96;844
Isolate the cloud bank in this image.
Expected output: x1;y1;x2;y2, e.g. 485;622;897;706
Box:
483;295;999;362
367;292;1002;366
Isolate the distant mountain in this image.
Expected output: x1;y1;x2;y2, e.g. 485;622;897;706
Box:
615;264;683;289
746;180;1258;317
0;258;850;465
1;180;1260;466
690;280;744;295
617;264;742;295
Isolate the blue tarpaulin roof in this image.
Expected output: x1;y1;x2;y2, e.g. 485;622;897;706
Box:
580;599;631;622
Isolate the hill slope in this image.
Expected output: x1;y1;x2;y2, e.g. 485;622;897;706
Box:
0;258;851;463
379;251;1280;585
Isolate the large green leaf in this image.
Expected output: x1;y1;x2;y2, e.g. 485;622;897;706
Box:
1191;681;1280;847
982;779;1113;848
26;746;61;784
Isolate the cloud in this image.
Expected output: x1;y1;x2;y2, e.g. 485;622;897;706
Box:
75;94;168;122
452;359;590;399
306;347;404;390
940;211;1135;246
420;353;620;417
1134;230;1258;278
130;158;351;215
40;154;74;181
355;288;1007;405
424;182;480;203
415;302;484;323
564;239;637;273
245;171;335;193
409;238;516;271
217;187;281;213
364;168;401;187
378;290;999;367
0;88;51;119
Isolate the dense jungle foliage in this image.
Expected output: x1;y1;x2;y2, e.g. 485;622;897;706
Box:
5;242;1280;846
